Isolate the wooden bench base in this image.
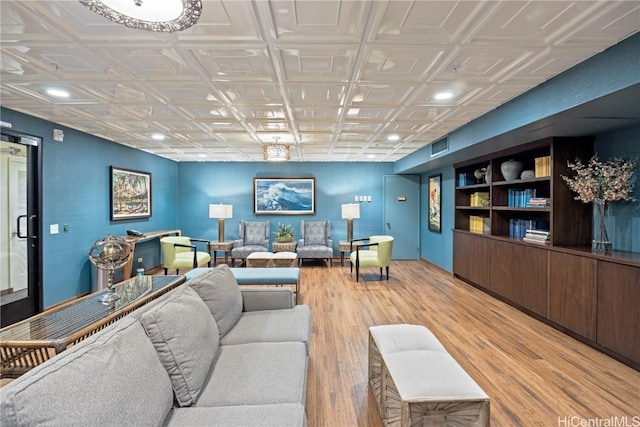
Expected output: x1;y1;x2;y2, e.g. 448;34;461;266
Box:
369;325;490;427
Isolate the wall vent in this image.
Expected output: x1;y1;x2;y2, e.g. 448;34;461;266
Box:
430;137;448;157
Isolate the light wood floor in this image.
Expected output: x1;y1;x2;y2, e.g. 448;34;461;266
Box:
299;259;639;426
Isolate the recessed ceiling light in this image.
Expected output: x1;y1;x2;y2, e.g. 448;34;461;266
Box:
367;154;376;159
151;132;165;141
46;88;70;98
198;153;207;158
387;134;400;141
347;108;360;116
434;91;453;100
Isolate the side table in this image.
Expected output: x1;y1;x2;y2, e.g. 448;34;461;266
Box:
208;241;234;266
272;241;297;253
339;240;363;266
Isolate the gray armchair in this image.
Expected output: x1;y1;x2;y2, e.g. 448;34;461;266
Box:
296;220;333;267
231;221;270;267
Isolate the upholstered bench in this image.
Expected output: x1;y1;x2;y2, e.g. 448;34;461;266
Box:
230;267;301;304
246;251;298;268
369;324;490;426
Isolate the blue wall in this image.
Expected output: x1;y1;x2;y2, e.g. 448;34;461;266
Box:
1;107;178;307
594;123;640;253
175;162;394;252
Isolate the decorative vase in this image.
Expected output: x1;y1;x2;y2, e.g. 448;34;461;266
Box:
500;159;523;181
484;166;491;184
520;170;535;180
592;201;612;253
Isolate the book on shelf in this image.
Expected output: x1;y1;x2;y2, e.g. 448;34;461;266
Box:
523;236;551;244
534;155;551;177
470;192;490;207
469;215;490;234
509;219;549;239
526;197;550;208
458;172;476;186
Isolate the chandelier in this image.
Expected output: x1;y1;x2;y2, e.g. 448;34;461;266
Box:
80;0;202;33
264;143;290;161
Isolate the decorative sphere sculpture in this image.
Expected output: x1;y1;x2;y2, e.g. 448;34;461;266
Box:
89;235;132;303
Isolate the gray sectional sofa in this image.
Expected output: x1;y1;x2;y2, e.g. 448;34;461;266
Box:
0;265;311;427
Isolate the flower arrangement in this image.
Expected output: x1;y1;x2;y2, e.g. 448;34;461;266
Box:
274;223;295;242
561;155;636;203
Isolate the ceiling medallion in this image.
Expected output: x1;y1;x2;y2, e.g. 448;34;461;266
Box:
80;0;202;33
264;144;290;162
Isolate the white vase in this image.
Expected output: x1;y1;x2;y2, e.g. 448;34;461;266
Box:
484;166;492;184
501;159;523;181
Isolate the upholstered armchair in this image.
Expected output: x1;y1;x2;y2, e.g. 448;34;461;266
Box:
160;236;211;275
231;221;270;267
349;235;394;282
296;220;333;267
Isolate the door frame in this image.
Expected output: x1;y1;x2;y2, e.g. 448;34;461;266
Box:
383;174;420;260
1;128;43;327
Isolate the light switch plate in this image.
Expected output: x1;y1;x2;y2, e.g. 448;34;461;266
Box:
50;224;59;234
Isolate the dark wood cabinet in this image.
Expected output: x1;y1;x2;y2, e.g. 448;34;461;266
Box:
597;261;640;364
453;232;490;288
548;252;597;340
452;136;640;370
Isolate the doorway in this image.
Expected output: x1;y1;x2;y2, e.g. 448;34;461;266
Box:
1;129;42;327
383;175;420;259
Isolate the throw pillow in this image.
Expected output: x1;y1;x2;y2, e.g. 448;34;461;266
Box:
140;286;219;407
188;264;243;339
304;221;327;246
244;222;266;246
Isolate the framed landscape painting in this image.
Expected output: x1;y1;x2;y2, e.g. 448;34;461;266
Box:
110;166;152;220
427;174;442;233
254;178;315;215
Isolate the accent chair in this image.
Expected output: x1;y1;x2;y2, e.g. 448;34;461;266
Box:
160;236;211;275
231;221;270;267
296;220;333;267
349;235;394;282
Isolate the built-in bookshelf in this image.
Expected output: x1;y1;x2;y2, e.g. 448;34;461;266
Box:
454;137;593;246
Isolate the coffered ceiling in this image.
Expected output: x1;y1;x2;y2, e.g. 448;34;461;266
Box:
1;1;638;162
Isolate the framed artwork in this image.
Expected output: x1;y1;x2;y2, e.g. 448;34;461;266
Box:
110;166;152;220
427;173;442;233
254;177;315;215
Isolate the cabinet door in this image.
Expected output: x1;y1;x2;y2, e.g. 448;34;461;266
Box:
453;232;490;288
548;253;597;340
490;240;548;316
597;261;640;364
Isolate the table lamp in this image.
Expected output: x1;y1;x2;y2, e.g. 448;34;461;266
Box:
209;204;233;242
341;203;360;242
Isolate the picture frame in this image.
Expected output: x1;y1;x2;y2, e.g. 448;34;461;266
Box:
254;177;315;215
110;166;152;220
427;173;442;233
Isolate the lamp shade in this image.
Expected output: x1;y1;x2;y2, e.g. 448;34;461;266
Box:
209;204;233;219
341;203;360;219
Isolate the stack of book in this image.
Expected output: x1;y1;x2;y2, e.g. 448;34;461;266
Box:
534;156;551;177
469;216;490;234
526;197;550;208
470;192;490;207
508;188;538;207
523;229;551;244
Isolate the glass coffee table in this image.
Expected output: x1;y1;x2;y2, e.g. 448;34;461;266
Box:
0;275;185;378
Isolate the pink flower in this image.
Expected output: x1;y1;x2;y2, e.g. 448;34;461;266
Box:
562;155;636;203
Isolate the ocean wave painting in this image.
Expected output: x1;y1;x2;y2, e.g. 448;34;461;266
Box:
254;178;315;214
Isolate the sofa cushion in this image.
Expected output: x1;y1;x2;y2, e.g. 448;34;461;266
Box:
221;305;311;353
140;286;219;407
245;221;267;245
195;342;307;407
165;403;306;427
188;264;243;338
0;317;173;427
303;221;328;246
